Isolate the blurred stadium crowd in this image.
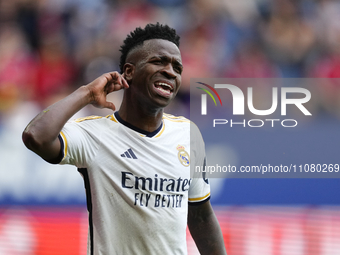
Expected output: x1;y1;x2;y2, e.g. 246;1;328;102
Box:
1;1;340;254
1;0;340;120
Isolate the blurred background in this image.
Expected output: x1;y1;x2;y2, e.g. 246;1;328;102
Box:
0;0;340;254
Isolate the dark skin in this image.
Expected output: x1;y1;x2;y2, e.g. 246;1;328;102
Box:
22;39;227;255
188;201;226;255
118;39;183;132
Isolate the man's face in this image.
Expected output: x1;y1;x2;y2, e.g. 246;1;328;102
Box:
125;39;183;109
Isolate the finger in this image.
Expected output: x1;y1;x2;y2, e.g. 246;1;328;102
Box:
103;101;116;111
113;84;125;91
121;74;129;88
108;71;121;82
104;72;117;83
104;82;116;94
105;72;128;92
106;72;124;89
114;73;126;88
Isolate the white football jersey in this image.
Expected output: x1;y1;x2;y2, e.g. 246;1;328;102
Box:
59;112;210;255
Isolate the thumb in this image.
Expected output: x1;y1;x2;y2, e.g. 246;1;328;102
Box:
103;101;116;111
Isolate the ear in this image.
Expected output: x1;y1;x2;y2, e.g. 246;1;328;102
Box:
123;63;134;83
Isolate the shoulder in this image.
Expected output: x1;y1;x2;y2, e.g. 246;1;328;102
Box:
162;113;203;142
162;113;202;133
162;113;191;131
162;113;191;128
162;113;190;123
66;114;118;131
72;114;115;123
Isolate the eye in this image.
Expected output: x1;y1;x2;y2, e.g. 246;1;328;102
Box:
174;65;183;74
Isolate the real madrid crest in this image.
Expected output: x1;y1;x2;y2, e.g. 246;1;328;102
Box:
176;145;190;167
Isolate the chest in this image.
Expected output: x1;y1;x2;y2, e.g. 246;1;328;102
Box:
91;129;192;189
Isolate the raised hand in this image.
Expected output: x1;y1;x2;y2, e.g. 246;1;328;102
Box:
23;71;129;162
85;72;129;111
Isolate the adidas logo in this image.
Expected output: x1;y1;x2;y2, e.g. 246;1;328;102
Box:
121;148;138;159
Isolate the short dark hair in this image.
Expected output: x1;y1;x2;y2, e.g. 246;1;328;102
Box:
119;23;180;73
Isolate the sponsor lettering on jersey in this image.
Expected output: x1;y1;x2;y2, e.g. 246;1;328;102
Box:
121;171;190;208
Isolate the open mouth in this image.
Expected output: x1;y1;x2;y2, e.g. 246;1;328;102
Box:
154;82;174;97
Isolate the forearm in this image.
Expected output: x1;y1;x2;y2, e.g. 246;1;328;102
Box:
22;86;91;160
188;202;227;255
23;71;128;162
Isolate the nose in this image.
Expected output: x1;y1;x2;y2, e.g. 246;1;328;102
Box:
160;63;177;79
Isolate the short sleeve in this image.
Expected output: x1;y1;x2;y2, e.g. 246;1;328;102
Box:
59;117;103;168
188;123;210;205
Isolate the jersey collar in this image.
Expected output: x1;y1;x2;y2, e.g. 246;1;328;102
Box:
114;112;163;138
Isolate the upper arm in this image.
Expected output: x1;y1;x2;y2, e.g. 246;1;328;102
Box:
188;200;214;225
22;129;63;164
45;135;64;164
188;201;227;255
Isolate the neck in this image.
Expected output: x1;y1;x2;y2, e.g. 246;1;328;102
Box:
118;97;164;133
